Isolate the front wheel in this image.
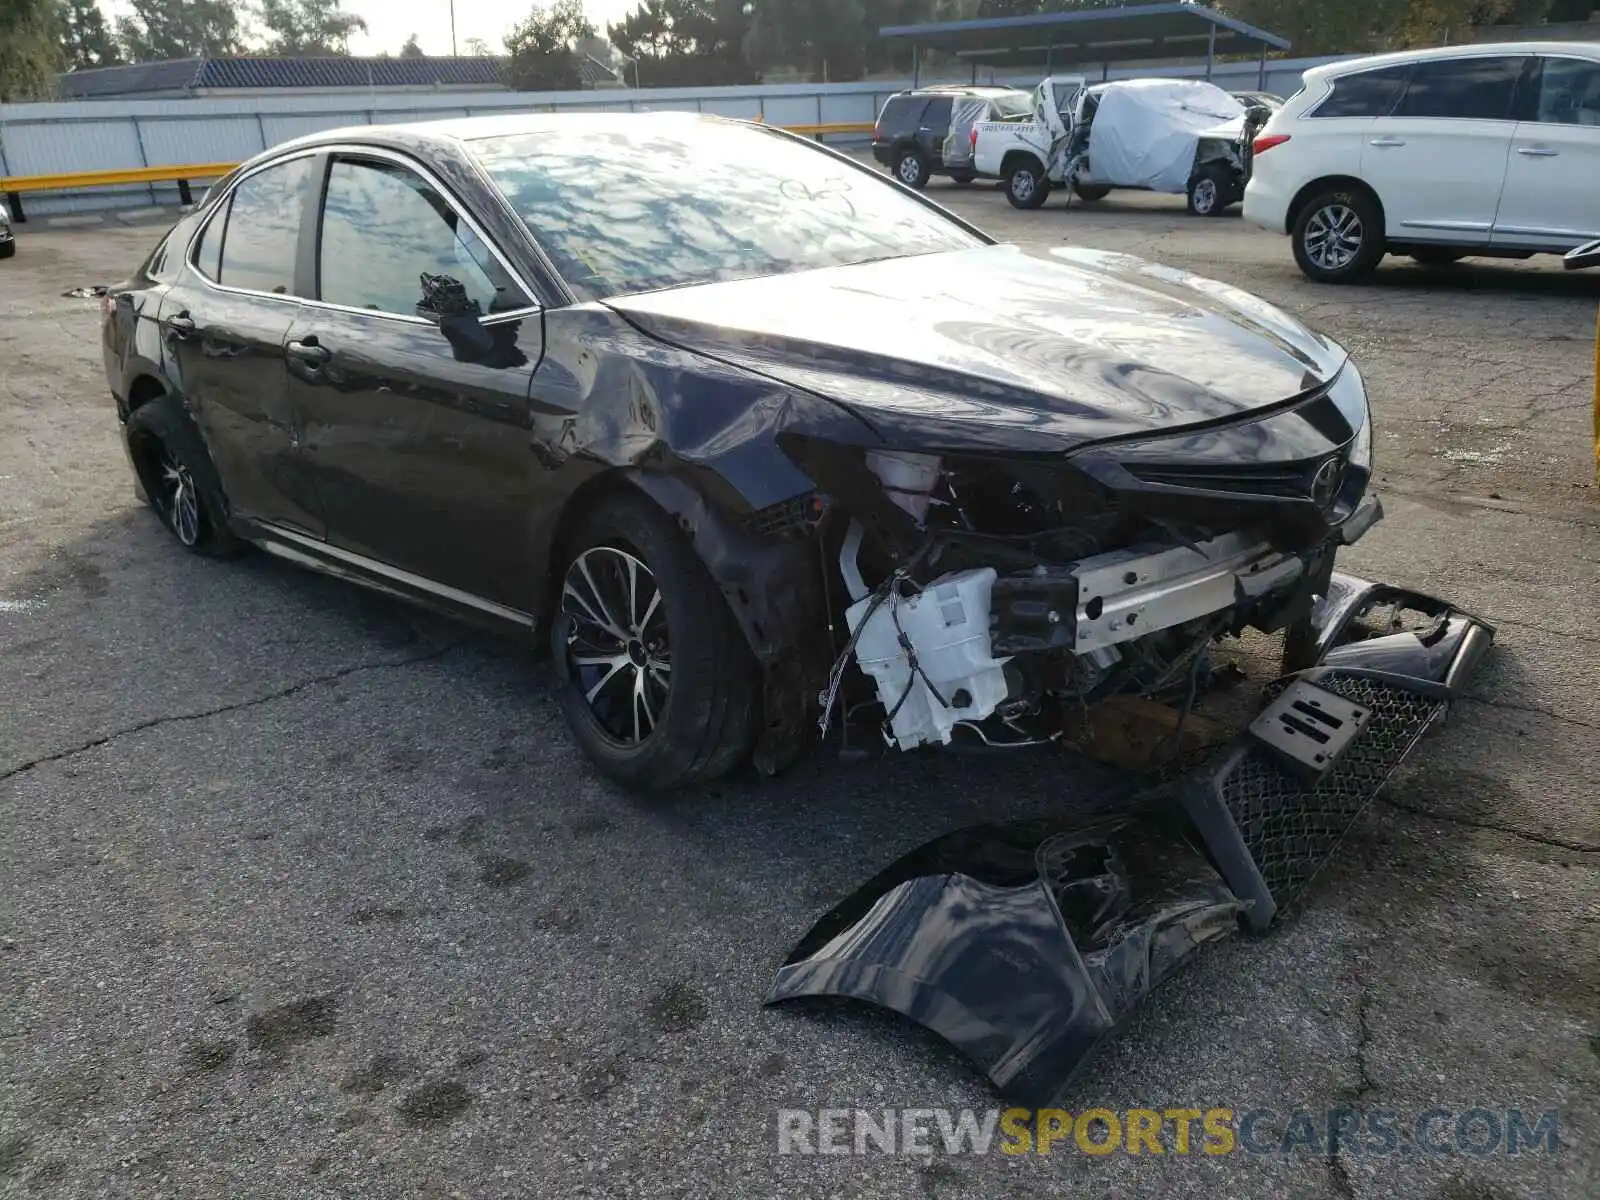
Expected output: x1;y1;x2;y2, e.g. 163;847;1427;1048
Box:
0;240;15;260
1291;188;1385;283
949;170;977;185
1072;182;1112;202
1005;161;1050;210
894;148;930;189
552;491;758;790
1187;166;1232;217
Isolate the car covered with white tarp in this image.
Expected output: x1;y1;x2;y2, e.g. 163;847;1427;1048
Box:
974;77;1275;215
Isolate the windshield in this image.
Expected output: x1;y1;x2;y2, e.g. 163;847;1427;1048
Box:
470;119;983;299
991;93;1033;118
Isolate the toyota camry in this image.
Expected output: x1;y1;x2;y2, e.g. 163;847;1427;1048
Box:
102;112;1386;790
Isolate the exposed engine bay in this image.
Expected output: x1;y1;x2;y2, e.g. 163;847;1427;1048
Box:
805;428;1379;759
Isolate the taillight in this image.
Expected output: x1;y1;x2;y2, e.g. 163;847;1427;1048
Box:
1253;133;1290;155
970;126;979;148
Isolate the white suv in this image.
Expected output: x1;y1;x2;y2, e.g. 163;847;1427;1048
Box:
1244;42;1600;282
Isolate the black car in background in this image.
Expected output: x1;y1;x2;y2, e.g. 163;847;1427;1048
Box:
871;84;1032;187
103;112;1378;790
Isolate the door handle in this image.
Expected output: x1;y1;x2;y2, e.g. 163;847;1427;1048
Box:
1369;137;1406;147
287;337;332;365
164;311;196;336
1516;146;1559;157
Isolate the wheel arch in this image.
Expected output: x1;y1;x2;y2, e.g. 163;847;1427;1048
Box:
1286;175;1384;237
541;467;820;670
1000;148;1045;178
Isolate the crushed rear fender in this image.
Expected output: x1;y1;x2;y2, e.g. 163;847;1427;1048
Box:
769;572;1494;1103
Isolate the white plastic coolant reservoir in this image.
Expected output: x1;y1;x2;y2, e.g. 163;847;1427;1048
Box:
846;567;1011;750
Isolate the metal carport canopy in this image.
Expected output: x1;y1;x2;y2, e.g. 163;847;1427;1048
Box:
879;2;1290;82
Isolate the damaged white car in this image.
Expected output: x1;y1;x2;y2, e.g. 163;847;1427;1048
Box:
974;76;1276;214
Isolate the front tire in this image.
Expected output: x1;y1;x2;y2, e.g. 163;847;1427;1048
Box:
125;394;243;557
894;148;931;189
551;491;758;790
1072;182;1112;202
949;170;976;185
1005;160;1050;209
1292;187;1385;283
0;240;15;260
1187;166;1232;217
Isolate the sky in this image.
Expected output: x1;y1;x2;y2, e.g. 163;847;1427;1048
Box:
99;1;642;58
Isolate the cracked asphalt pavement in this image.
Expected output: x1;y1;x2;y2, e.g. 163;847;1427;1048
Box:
2;182;1598;1200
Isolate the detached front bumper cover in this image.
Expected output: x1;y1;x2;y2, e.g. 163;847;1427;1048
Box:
767;572;1494;1106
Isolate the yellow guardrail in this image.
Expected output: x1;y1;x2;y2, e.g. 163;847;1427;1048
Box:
1;161;237;221
0;121;876;221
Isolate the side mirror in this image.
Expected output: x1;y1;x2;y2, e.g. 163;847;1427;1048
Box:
1563;238;1600;271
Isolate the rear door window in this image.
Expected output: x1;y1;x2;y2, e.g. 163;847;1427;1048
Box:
1311;65;1410;118
215;156;314;295
877;96;926;136
919;96;953;133
1533;56;1600;126
192;213;223;281
1392;56;1527;121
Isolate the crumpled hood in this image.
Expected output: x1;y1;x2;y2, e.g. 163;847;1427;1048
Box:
607;244;1349;453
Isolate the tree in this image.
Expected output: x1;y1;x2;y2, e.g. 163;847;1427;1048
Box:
116;0;245;61
0;0;63;100
58;0;121;70
255;0;367;56
505;0;594;91
464;36;494;55
608;0;757;86
399;32;426;57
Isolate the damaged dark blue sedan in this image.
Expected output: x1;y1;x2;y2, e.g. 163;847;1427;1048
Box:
104;110;1399;786
103;111;1494;1104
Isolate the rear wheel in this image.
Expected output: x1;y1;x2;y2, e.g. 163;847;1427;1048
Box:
894;148;930;189
0;240;15;260
125;394;243;557
1291;187;1385;283
1005;160;1050;210
551;491;758;790
949;170;977;185
1072;182;1112;202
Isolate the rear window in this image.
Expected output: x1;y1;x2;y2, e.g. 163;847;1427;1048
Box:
1393;55;1526;121
991;93;1034;118
472;120;981;299
1311;65;1410;118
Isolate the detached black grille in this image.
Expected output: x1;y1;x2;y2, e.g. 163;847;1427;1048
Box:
1181;670;1446;929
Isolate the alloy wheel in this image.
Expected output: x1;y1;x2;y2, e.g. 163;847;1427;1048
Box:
560;546;671;745
1192;177;1217;214
158;446;201;547
898;155;921;185
1011;171;1035;203
1304;203;1363;272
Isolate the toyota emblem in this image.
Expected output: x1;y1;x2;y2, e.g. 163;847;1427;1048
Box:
1310;457;1343;506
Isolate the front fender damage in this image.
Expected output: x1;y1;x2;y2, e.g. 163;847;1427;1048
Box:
768;573;1494;1104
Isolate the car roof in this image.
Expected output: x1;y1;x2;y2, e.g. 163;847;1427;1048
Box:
893;84;1024;97
1308;39;1600;79
262;109;735;157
